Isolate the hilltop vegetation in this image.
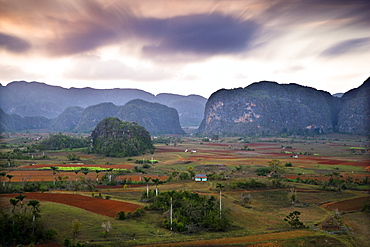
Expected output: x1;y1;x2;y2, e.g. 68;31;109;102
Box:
91;117;154;157
38;132;89;150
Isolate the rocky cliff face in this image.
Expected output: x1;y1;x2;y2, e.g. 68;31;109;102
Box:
338;78;369;135
198;80;368;136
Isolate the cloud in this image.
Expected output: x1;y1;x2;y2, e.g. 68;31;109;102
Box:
0;64;38;81
321;37;370;56
137;13;260;57
46;24;119;56
261;0;370;27
0;32;31;53
64;55;171;81
45;11;260;61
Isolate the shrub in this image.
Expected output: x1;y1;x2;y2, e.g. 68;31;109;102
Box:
284;211;305;228
256;167;271;176
143;164;151;169
116;211;125;220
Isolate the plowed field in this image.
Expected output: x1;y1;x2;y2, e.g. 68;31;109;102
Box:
321;196;370;212
0;192;142;217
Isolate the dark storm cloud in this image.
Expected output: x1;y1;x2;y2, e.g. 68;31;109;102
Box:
135;13;260;56
261;0;370;28
321;37;370;56
0;32;31;53
46;10;260;58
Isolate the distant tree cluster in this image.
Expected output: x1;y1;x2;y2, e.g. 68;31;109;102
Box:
38;132;89;150
91;117;154;157
148;190;231;233
0;197;57;246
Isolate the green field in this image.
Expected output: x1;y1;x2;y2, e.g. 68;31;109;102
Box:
0;133;369;246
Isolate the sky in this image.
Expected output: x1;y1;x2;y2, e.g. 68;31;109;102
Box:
0;0;369;98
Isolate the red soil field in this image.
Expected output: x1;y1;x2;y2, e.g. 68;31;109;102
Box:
0;192;142;217
95;184;146;189
300;157;369;168
23;164;133;169
321;196;370;212
3;170;106;182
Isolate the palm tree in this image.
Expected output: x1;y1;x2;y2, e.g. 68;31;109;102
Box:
143;177;151;198
95;170;101;181
6;174;13;189
6;174;13;183
74;170;80;181
28;199;40;235
81;168;89;180
150;149;155;165
0;172;6;188
9;198;19;214
15;194;26;213
216;183;224;218
50;166;59;185
152;178;160;196
106;168;114;182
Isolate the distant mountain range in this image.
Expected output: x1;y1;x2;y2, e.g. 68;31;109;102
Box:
0;81;206;133
0;78;369;136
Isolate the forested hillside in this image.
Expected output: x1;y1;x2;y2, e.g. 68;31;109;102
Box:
91;117;154;157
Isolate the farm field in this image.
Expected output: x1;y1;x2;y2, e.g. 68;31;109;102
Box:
0;133;369;246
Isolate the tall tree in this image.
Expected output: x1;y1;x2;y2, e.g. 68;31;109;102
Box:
6;174;13;189
0;172;6;188
152;178;160;196
143;177;151;198
15;194;26;213
74;170;80;182
28;200;40;235
95;170;101;181
288;188;298;205
216;183;224;218
71;219;81;243
106;168;114;182
268;159;285;177
50;166;59;185
9;198;19;214
150;149;155;165
81;168;89;180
